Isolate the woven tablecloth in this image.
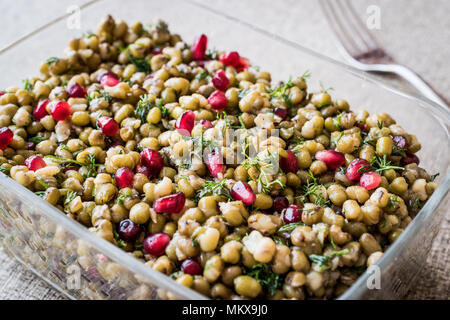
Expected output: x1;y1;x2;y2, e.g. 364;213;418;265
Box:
0;0;449;300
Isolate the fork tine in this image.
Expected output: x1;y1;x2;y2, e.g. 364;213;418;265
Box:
331;0;371;54
319;0;363;57
341;0;379;52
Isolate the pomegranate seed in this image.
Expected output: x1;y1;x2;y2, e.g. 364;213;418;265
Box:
208;90;227;111
151;48;163;55
235;56;250;71
175;110;195;136
360;172;381;190
274;107;288;120
98;71;120;88
200;119;213;128
231;181;256;206
273;196;289;212
140;148;164;177
205;151;224;178
346;158;371;181
195;59;209;68
49;101;71;121
280;150;298;173
24;155;47;172
27;141;35;150
118;219;141;242
33;99;50;121
212;70;229;91
219;51;240;66
283;204;304;224
358;123;369;133
115;167;134;188
181;259;203;275
0;128;14;150
0;92;4;96
392;135;407;149
135;164;150;178
315;150;345;169
98;116;119;136
143;232;170;256
401;154;420;166
67;82;87;98
192;34;208;60
153;192;186;214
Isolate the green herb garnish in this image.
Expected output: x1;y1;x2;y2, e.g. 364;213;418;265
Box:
117;192;132;205
128;55;151;74
243;263;285;296
23;78;33;92
38;180;49;189
270;77;294;108
196;180;232;202
195;71;211;81
28;136;45;144
0;167;10;174
302;170;330;207
309;248;349;272
46;57;60;65
277;221;305;233
360;155;405;174
34;191;46;198
64;190;78;205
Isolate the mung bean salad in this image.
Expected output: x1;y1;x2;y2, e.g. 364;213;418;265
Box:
0;15;440;300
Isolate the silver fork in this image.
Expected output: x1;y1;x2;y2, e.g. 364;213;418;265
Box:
320;0;448;107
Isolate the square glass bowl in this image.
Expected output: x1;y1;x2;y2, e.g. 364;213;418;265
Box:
0;0;448;300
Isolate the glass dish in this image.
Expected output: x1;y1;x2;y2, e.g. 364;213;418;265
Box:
0;0;448;300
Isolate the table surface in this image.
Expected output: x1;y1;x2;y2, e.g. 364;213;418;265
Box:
0;0;449;300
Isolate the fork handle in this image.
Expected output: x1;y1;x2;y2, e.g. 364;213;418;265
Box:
373;64;448;107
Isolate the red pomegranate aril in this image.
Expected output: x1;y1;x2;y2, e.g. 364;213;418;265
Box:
219;51;240;66
212;70;229;91
115;167;134;188
33;99;50;121
231;181;256;206
140;148;164;177
0;127;14;150
175;110;195;136
98;116;119;136
401;154;420;166
315;150;345;169
98;71;120;88
192;34;208;60
392;135;407;149
118;219;141;242
360;172;381;190
153;192;186;214
151;48;163;55
143;233;170;256
346;158;371;181
25;155;47;172
208;90;227;111
205;152;224;178
273;196;289;213
200;119;213;128
26;141;35;150
283;204;304;224
274;107;288;120
49;101;71;121
235;56;250;71
135;164;150;178
280;150;298;174
181;259;203;275
67;82;87;98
